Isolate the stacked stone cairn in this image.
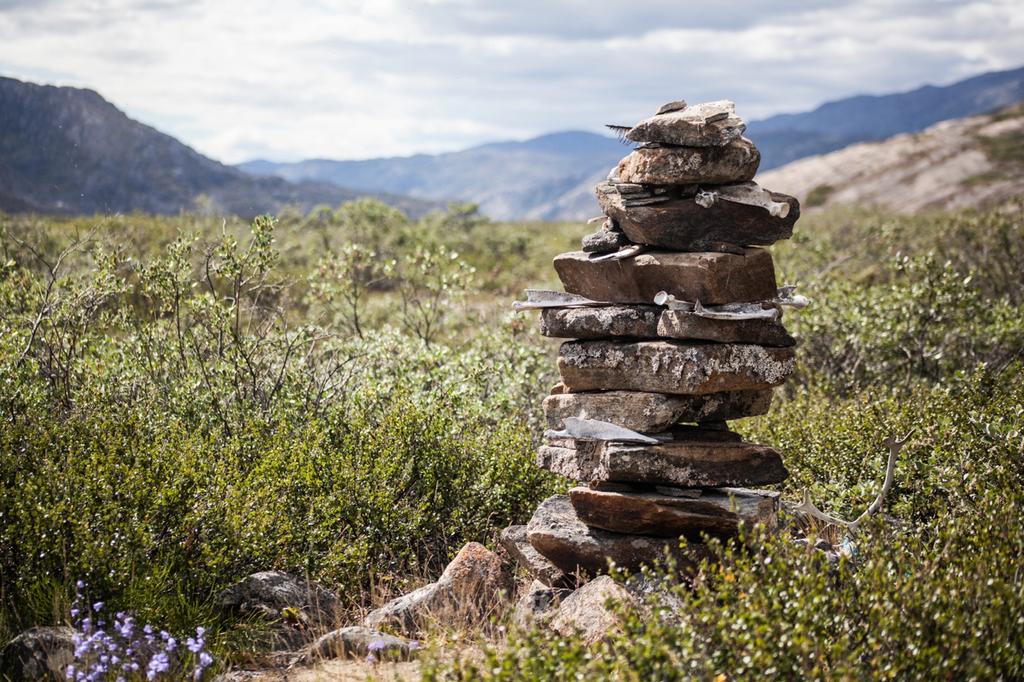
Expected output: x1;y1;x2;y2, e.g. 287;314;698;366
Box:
503;99;805;589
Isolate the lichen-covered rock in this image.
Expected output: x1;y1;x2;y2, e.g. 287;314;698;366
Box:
537;439;788;488
540;305;661;339
569;486;779;538
0;626;75;681
596;181;798;251
549;576;638;645
657;308;795;347
617;138;760;185
625;100;746;147
364;542;512;635
543;389;773;432
553;248;778;305
525;495;709;576
218;571;340;627
499;525;572;588
558;340;795;395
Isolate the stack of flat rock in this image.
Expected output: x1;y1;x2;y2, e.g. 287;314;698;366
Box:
504;99;804;587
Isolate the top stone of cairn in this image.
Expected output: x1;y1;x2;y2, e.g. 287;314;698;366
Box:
624;99;746;147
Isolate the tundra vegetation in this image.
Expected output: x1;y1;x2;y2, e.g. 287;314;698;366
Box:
1;199;1023;679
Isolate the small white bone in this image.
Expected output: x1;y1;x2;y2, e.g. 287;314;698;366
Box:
589;244;645;262
512;289;610;310
695;181;790;218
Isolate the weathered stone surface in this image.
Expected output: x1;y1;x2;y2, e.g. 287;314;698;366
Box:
543;389;773;432
540;305;661;339
626;101;746;147
513;580;569;629
548;576;638;645
305;626;415;662
569;487;779;538
218;571;340;627
537;439;788;488
558;340;795;395
364;542;512;635
657;309;795;347
499;524;572;588
553;249;777;305
1;627;74;682
617;138;760;185
581;227;630;254
596;181;799;250
526;495;709;576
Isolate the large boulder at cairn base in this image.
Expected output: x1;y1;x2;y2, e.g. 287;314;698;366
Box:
0;626;75;681
549;576;639;645
596;181;798;251
526;495;710;576
558;340;795;395
553;248;777;306
364;542;512;635
569;486;780;538
543;389;773;432
617;138;760;185
537;439;788;488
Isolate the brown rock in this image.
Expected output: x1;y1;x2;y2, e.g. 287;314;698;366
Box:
540;305;661;339
537;439;788;488
558;340;795;395
657;309;795;346
625;108;746;148
499;524;572;588
548;576;638;645
543;389;773;432
617;138;760;185
569;486;780;538
553;248;777;305
596;181;799;250
526;495;709;576
364;542;512;635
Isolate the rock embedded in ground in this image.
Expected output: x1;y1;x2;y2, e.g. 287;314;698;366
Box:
218;571;340;628
596;181;799;251
657;309;795;347
548;575;639;645
526;495;710;576
617;138;760;185
540;305;661;339
537;439;788;488
543;389;773;432
553;248;777;305
513;580;570;629
569;486;780;538
305;626;415;662
364;542;512;636
558;340;795;395
626;101;746;147
499;524;572;588
581;227;631;254
0;626;75;682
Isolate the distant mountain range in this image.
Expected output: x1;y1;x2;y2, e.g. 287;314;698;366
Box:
2;65;1022;220
0;76;437;217
757;102;1024;213
241;65;1024;220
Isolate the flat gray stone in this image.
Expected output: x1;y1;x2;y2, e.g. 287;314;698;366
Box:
558;340;795;395
537;439;788;488
540;305;661;339
499;524;572;588
553;248;778;306
596;181;799;251
1;627;74;682
581;227;630;254
626;101;746;147
569;486;780;538
617;138;760;185
526;495;709;577
543;389;773;432
657;309;795;346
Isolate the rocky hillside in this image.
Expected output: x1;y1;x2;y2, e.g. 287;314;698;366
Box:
756;103;1024;213
0;77;436;217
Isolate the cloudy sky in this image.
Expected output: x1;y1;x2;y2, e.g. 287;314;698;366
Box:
2;0;1023;163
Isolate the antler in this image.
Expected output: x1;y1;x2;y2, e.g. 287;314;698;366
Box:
789;428;914;537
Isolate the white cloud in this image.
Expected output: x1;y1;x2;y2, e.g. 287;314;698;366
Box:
1;0;1022;163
